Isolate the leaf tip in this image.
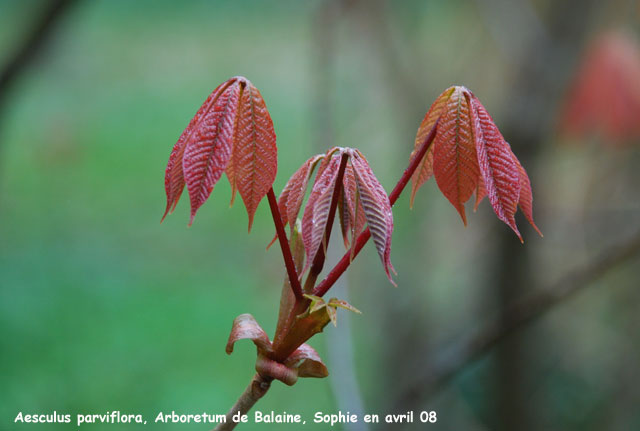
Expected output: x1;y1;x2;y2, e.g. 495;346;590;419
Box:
409;187;417;209
531;222;544;238
516;230;524;243
161;199;178;223
228;180;237;208
266;234;277;250
384;262;398;288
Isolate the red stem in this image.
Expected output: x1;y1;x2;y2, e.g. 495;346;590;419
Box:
303;152;349;292
312;120;439;297
267;188;303;301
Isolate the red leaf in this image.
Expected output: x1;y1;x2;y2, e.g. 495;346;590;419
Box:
342;164;366;249
162;79;236;222
226;79;278;231
277;154;324;233
410;87;456;207
509;147;543;237
432;87;480;225
182;79;242;225
469;95;522;240
284;343;329;378
337;187;350;248
350;151;396;285
225;313;272;354
256;353;298;386
474;176;487;212
410;86;541;240
560;30;640;145
163;76;278;227
302;155;341;271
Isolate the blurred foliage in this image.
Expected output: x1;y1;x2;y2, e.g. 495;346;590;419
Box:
1;0;639;430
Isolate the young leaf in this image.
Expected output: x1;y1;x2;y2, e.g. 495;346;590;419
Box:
163;76;278;227
277;154;324;233
410;86;456;207
342;164;366;249
301;294;361;328
162;79;235;222
509;147;543;237
410;86;541;240
182;80;243;225
301;155;341;270
284;344;329;378
328;298;362;314
474;176;487;212
226;79;278;231
469;95;522;240
337;187;350;248
432;87;480;225
350;151;396;285
225;313;272;354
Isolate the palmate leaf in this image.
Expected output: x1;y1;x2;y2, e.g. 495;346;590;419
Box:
410;85;541;240
298;147;396;284
163;78;239;224
182;81;242;225
162;76;277;228
162;79;237;222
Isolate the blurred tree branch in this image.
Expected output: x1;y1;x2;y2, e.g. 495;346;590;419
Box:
476;1;598;428
0;0;77;114
391;228;640;413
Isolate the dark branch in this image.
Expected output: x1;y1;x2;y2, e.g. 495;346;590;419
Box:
391;229;640;412
266;188;304;301
212;373;273;431
0;0;77;107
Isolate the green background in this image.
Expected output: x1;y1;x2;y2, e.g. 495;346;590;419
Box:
1;1;639;430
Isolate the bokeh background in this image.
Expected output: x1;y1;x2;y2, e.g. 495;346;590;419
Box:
1;1;639;430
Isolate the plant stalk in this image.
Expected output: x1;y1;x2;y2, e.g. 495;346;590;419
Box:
267;188;304;301
212;373;273;431
217;122;439;430
313;119;439;297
